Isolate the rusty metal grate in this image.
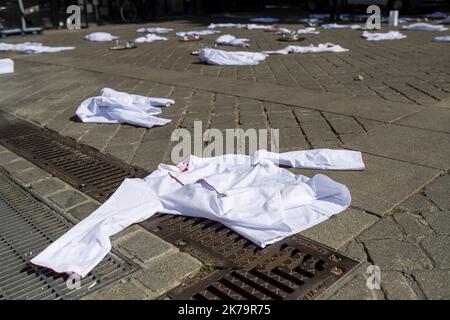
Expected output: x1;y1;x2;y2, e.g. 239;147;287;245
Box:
0;112;148;203
0;169;139;300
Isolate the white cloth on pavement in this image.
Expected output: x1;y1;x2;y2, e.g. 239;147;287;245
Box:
246;24;275;30
215;34;250;47
276;27;319;35
321;23;363;30
208;23;247;29
136;27;173;33
76;88;174;128
298;18;321;26
200;48;267;65
362;31;407;41
176;30;220;37
264;43;348;55
135;33;168;43
426;12;447;19
402;23;448;31
84;32;119;42
250;17;279;23
434;35;450;42
0;42;75;54
30;148;365;277
0;58;14;74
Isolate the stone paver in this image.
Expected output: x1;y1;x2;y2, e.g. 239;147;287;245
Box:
412;271;450;300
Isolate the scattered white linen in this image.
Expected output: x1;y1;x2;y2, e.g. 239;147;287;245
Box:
438;16;450;24
136;27;173;33
276;27;319;35
84;32;119;42
208;23;247;29
434;35;450;42
402;23;448;31
250;17;279;23
200;48;267;66
30;149;365;277
215;34;250;48
135;33;168;43
0;42;75;54
362;31;407;41
321;23;363;30
264;43;348;55
76;88;173;128
0;58;14;74
426;12;447;19
247;24;275;30
176;30;220;37
298;18;321;26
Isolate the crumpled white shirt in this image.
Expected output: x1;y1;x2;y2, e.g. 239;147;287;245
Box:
176;30;220;37
30;149;365;277
136;27;173;33
84;32;119;42
135;33;168;43
263;43;348;55
215;35;250;48
277;27;320;35
0;58;14;74
247;24;275;30
199;48;267;66
321;23;363;30
402;23;448;31
208;23;247;29
0;42;75;54
434;35;450;42
76;88;174;128
362;31;407;41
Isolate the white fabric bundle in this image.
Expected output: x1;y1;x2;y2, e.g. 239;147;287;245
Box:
247;24;275;30
426;12;447;19
298;18;321;26
321;23;363;30
208;23;247;29
362;31;407;41
276;27;319;35
30;149;365;277
84;32;119;42
402;23;448;31
135;33;168;43
0;42;74;54
250;17;279;23
438;16;450;25
215;34;250;48
199;48;267;66
76;88;174;128
136;27;173;33
176;30;220;37
0;58;14;74
264;43;348;55
434;35;450;42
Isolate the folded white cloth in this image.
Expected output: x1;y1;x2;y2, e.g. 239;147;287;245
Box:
276;27;320;35
30;149;365;277
208;23;247;29
434;35;450;42
362;31;407;41
321;23;363;30
84;32;119;42
0;42;74;54
246;24;275;30
199;48;267;66
0;58;14;74
250;17;279;23
426;12;447;19
135;33;168;43
76;88;174;128
215;34;250;47
176;30;220;37
402;23;448;31
264;43;348;55
136;27;173;33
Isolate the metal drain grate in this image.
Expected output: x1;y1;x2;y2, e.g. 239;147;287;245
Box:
0;169;139;300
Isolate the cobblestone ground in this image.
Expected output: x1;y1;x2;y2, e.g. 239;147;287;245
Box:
0;9;449;299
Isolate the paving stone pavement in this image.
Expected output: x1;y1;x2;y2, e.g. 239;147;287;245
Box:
0;11;449;299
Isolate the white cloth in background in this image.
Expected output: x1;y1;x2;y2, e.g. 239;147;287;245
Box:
136;27;173;33
176;30;220;37
298;18;321;26
402;23;448;31
438;16;450;25
208;23;247;29
215;34;250;48
434;35;450;42
362;31;407;41
76;88;174;128
321;23;363;30
426;12;447;19
84;32;119;42
264;43;348;55
250;17;279;23
246;24;275;30
199;48;267;65
276;27;320;35
135;33;168;43
0;58;14;74
0;42;74;54
30;149;365;277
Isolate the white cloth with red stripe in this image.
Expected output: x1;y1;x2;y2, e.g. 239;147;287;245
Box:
30;149;365;277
